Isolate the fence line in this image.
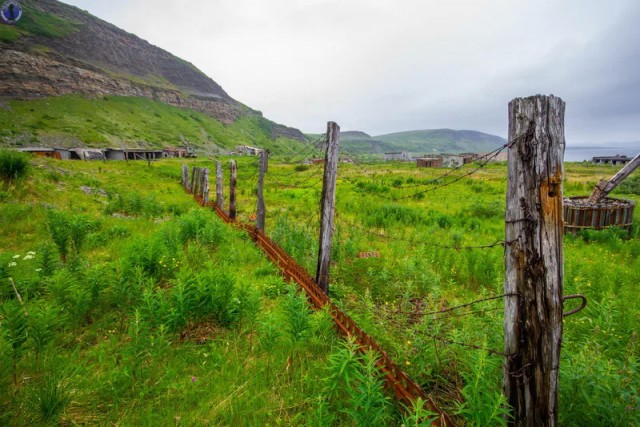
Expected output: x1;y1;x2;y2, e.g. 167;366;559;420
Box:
185;178;452;427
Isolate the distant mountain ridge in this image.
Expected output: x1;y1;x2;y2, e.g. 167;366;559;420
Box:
0;0;305;145
340;129;506;154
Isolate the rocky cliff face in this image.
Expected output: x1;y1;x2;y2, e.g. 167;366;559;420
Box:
0;0;305;140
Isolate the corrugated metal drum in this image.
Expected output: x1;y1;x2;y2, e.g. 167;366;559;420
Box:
563;197;635;232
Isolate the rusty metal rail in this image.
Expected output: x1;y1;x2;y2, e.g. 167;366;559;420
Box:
191;193;451;426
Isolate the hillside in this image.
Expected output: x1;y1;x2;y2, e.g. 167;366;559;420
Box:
0;0;304;150
339;129;506;155
375;129;506;154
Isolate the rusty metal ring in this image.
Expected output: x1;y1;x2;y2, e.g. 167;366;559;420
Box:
563;294;587;317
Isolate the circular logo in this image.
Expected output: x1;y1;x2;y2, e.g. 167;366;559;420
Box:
1;1;23;25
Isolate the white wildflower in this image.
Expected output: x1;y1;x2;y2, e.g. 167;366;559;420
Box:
8;262;17;267
27;251;36;256
23;255;34;260
13;255;20;259
35;268;42;272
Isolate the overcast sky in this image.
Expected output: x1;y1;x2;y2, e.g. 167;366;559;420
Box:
64;0;640;145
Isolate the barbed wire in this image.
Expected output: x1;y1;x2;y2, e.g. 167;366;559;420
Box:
349;143;509;201
268;166;325;189
336;213;508;250
278;133;326;166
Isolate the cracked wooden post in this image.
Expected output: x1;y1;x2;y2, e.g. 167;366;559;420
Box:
256;150;268;231
216;160;224;209
229;160;237;219
504;95;565;427
202;168;210;203
189;166;196;194
181;164;189;190
316;121;340;294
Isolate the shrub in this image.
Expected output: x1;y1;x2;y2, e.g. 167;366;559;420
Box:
0;150;30;185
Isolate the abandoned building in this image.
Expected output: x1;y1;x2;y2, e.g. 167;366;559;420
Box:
416;156;443;168
592;155;633;166
236;145;262;156
383;152;411;161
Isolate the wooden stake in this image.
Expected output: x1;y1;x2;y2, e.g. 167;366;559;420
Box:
256;150;268;231
181;164;189;190
189;166;196;194
504;95;565;427
229;160;237;219
202;168;210;203
588;153;640;203
216;161;224;209
316;121;340;294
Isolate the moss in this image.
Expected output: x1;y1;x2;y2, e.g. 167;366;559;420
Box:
15;5;78;39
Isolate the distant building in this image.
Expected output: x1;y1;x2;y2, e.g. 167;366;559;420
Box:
479;151;508;162
416;156;443;168
441;154;464;168
19;147;70;160
592;155;632;166
459;153;479;164
69;148;105;161
236;145;262;156
383;152;410;162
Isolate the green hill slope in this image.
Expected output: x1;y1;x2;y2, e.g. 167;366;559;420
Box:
374;129;506;154
0;95;305;154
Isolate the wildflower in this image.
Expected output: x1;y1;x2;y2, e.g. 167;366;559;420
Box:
13;254;20;259
405;360;411;366
406;340;412;345
23;255;34;260
8;262;17;267
35;268;42;272
27;251;36;255
191;376;198;383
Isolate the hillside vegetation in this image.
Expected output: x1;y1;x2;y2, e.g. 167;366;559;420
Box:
0;95;307;154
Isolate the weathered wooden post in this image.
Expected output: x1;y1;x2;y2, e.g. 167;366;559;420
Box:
588;153;640;203
181;164;189;190
504;95;565;427
229;160;237;219
189;166;196;194
316;121;340;294
216;161;224;209
202;168;210;203
256;150;268;231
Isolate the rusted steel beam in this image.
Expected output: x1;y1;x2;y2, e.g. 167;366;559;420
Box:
189;188;451;426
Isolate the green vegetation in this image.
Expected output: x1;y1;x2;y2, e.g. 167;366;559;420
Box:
1;4;79;42
1;155;638;425
0;149;30;186
0;95;306;154
0;24;20;42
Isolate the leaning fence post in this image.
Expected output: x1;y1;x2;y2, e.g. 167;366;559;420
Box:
504;95;565;427
316;121;340;294
216;161;224;209
229;160;237;219
256;150;268;231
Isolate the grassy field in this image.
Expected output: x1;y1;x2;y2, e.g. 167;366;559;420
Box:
1;152;639;425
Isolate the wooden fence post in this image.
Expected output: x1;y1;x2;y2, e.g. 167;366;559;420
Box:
216;160;224;209
229;160;237;219
189;166;196;194
181;164;189;190
202;168;210;203
316;121;340;294
504;95;565;427
256;150;268;231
